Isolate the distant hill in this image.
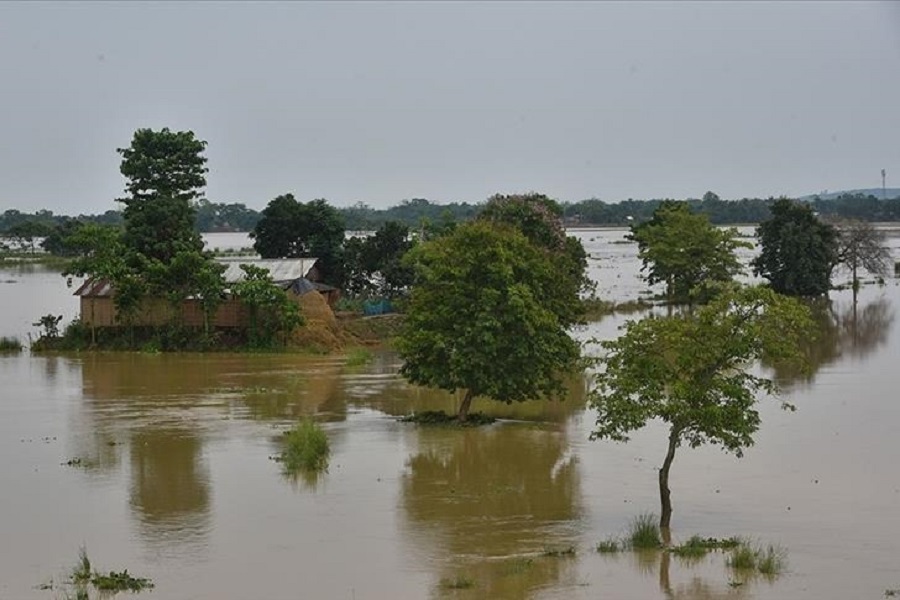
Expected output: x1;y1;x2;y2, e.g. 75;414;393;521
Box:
798;188;900;201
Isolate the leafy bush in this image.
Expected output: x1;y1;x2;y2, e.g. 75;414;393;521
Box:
279;420;330;473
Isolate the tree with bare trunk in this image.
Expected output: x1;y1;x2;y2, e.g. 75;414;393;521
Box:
832;219;891;299
588;285;814;532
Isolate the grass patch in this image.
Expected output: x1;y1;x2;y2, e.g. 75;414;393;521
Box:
72;547;91;584
596;538;621;553
0;336;23;352
670;535;741;558
500;557;534;575
91;570;154;592
627;513;661;549
278;420;330;473
439;575;475;590
542;545;576;557
582;296;654;321
399;410;496;426
726;541;787;576
344;347;373;368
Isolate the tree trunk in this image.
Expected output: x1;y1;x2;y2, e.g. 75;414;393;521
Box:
457;390;474;423
659;427;680;532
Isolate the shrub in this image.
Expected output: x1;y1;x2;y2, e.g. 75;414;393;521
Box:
627;513;661;549
0;336;23;352
280;420;330;473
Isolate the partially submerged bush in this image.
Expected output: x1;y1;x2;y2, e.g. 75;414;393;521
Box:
398;410;496;426
627;513;662;549
279;420;330;473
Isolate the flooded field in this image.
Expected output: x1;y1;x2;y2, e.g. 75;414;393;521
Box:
1;230;899;599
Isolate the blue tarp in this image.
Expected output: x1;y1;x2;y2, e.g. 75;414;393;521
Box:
363;299;394;316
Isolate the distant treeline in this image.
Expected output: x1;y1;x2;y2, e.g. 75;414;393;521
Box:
4;192;900;234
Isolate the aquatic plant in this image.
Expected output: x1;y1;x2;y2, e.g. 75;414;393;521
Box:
726;541;787;576
670;535;741;558
91;570;154;592
627;513;661;549
279;420;330;473
542;545;576;557
596;538;620;553
439;575;475;590
399;410;496;426
344;347;373;368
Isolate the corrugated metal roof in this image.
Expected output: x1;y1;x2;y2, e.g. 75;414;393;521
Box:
73;278;114;297
217;258;319;284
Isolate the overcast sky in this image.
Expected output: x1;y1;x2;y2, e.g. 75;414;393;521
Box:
2;1;899;214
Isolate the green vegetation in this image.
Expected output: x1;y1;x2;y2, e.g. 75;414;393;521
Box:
398;410;496;426
627;513;662;549
343;221;415;299
398;216;582;422
438;575;475;590
542;545;576;557
251;194;346;286
63;547;154;596
595;539;620;553
0;336;23;352
885;589;900;597
726;541;787;576
344;347;373;368
582;297;654;321
589;285;814;529
752;198;839;296
232;264;304;349
279;420;330;473
630;201;748;304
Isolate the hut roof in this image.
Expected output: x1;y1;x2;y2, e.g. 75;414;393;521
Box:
73;278;114;297
217;258;319;284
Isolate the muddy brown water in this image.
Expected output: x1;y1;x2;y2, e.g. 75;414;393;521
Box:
1;231;899;599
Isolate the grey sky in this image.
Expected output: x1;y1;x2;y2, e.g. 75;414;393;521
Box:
2;1;899;214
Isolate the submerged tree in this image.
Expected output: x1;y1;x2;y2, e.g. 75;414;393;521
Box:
397;221;581;422
630;201;748;304
588;285;814;530
752;198;838;296
832;218;891;297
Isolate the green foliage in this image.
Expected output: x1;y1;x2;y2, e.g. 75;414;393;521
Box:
438;576;475;590
630;201;749;304
726;541;787;575
251;194;346;285
72;547;91;583
590;285;812;451
4;220;55;252
596;539;621;553
397;221;581;420
279;420;330;473
627;513;662;549
589;285;814;527
478;193;591;326
0;336;23;352
343;221;415;298
232;264;304;348
117;127;207;263
752;198;839;296
398;410;496;426
90;570;154;592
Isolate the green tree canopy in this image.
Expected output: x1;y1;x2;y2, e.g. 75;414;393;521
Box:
251;195;346;286
588;285;814;529
752;198;839;296
478;193;590;326
117;128;207;263
343;221;415;298
629;201;748;304
397;220;581;421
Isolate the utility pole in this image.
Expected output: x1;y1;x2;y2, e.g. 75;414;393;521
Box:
882;168;887;200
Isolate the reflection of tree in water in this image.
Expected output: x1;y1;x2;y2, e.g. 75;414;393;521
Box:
129;428;211;550
766;295;894;388
401;425;581;599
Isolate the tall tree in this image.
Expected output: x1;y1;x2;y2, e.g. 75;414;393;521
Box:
478;193;590;327
588;285;814;530
343;221;414;299
117;128;207;263
251;195;346;286
397;221;581;422
752;198;839;296
630;201;748;304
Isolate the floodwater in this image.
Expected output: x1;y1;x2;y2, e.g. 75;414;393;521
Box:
1;230;899;599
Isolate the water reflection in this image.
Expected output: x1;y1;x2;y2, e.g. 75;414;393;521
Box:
766;294;895;387
129;427;211;551
401;424;581;598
